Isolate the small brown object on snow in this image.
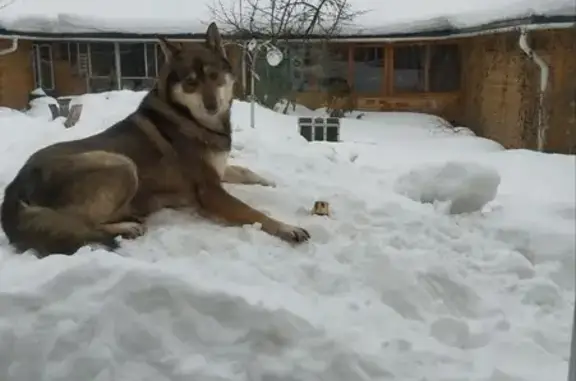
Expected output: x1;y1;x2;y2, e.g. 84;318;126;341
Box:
311;200;330;216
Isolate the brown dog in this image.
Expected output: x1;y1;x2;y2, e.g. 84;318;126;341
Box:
0;22;310;258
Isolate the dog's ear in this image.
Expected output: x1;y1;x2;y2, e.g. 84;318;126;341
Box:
205;22;227;58
158;37;182;61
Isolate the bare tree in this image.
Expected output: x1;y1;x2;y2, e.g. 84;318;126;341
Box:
209;0;360;39
209;0;364;115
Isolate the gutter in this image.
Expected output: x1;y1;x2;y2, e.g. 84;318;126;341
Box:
0;37;17;55
325;21;575;43
518;28;550;152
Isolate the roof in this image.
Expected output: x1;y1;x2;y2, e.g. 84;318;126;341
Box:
0;0;573;39
345;0;575;36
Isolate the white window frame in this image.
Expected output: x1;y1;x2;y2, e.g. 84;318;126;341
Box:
31;44;55;91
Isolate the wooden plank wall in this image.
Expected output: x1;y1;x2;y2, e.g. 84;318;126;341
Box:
461;29;576;153
461;33;527;148
532;29;576;154
0;39;34;110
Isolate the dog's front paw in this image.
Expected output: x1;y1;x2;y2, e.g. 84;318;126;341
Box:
103;221;147;239
258;177;277;187
276;223;310;244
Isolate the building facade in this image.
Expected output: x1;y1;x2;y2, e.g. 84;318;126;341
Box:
0;19;574;153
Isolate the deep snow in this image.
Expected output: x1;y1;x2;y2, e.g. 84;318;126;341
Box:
0;91;574;381
0;0;573;35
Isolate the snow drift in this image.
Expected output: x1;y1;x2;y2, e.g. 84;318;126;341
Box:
0;91;573;381
394;161;501;214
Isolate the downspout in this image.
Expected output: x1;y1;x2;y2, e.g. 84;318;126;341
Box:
0;38;18;56
113;42;122;90
518;29;549;152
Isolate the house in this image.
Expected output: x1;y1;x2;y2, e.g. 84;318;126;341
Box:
0;0;223;109
0;0;574;153
261;0;576;154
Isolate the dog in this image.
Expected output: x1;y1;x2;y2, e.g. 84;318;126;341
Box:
0;22;310;258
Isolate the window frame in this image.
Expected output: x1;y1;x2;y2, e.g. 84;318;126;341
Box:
31;43;55;91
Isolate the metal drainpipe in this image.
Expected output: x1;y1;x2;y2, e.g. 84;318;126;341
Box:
518;28;550;152
113;42;122;90
569;299;576;381
0;38;18;56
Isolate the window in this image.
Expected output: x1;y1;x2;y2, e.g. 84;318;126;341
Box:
393;45;425;92
118;43;159;90
88;43;116;92
89;43;115;77
320;45;349;93
32;44;54;90
119;43;146;77
352;46;384;93
288;45;318;91
428;44;460;92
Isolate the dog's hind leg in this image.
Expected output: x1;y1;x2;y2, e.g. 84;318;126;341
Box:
13;150;147;255
222;165;276;187
53;151;144;234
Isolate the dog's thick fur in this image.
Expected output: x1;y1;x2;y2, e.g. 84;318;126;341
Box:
0;23;310;258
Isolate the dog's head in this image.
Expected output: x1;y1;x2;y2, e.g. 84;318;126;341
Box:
158;22;235;125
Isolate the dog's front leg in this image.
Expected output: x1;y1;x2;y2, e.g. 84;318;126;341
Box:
195;184;309;243
222;165;276;187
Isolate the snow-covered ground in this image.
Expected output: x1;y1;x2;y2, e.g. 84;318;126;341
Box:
0;91;574;381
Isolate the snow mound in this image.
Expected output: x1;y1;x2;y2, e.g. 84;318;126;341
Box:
394;161;501;214
1;251;392;381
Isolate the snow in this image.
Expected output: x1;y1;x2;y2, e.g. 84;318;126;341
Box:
0;90;575;381
394;161;501;215
0;0;573;36
0;0;212;35
347;0;576;35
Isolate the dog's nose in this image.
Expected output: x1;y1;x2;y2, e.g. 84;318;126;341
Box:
202;97;218;114
205;104;218;114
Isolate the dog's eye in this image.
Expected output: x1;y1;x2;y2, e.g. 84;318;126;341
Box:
208;72;219;81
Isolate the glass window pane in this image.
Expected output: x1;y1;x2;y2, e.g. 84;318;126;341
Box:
89;42;115;77
145;43;157;77
39;45;54;89
429;44;461;92
288;45;319;92
119;43;146;77
393;45;425;92
320;45;349;93
352;46;384;93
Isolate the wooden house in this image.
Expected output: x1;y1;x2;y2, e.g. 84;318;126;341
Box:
0;1;574;153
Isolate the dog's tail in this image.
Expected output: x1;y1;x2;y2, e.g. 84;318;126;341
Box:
1;179;119;258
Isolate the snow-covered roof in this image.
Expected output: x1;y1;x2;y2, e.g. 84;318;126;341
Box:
0;0;212;35
0;0;573;37
346;0;576;36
